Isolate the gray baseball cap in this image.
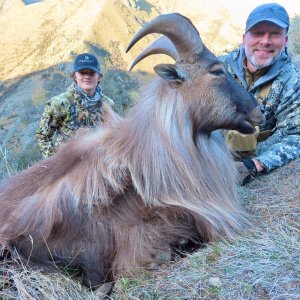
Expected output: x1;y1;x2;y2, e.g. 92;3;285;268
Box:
73;53;101;73
245;3;289;32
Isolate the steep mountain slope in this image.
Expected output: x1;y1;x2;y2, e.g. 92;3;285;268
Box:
0;0;242;82
0;0;106;81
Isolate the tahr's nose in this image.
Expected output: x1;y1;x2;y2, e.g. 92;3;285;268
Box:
250;105;265;125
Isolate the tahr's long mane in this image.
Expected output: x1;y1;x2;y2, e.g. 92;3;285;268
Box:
63;78;242;234
114;79;242;234
0;78;242;247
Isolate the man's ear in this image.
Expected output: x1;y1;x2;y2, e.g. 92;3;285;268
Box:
154;64;189;84
242;32;246;47
284;35;288;48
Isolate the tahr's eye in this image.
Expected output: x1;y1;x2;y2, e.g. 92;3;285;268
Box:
210;69;225;76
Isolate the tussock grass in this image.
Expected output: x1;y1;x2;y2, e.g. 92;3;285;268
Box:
0;258;112;300
1;159;299;299
0;147;18;178
113;230;300;299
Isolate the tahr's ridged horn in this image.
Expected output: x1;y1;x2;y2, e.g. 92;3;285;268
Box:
129;36;179;70
126;13;203;65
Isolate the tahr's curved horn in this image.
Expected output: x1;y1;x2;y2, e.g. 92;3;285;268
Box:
129;36;179;71
126;13;203;62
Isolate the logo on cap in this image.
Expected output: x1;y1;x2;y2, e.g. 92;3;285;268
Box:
73;53;101;73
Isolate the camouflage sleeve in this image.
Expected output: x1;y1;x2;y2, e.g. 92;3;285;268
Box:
36;91;71;157
256;72;300;172
35;101;58;158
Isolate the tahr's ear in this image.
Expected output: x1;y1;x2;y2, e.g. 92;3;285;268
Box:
154;64;189;83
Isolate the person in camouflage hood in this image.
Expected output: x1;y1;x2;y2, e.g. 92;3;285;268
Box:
220;3;300;185
36;53;115;158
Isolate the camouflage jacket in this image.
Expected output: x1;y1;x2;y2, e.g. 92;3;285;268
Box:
220;47;300;172
36;84;114;158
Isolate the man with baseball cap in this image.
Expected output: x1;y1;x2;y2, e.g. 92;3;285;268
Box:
36;53;115;158
220;3;300;185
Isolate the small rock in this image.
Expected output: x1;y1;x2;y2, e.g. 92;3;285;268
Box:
91;282;113;299
208;276;222;287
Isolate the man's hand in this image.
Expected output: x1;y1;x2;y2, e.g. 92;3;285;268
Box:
252;159;264;172
236;158;259;185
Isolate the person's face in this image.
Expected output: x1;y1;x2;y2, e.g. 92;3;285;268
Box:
243;22;288;73
74;69;102;96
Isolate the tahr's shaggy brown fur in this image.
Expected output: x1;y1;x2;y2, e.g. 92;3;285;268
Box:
0;14;264;288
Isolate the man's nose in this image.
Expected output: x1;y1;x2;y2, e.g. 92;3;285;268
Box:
260;33;271;44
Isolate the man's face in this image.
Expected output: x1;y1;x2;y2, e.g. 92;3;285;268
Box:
243;22;288;72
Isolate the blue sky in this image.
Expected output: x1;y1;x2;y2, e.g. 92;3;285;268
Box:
22;0;42;4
